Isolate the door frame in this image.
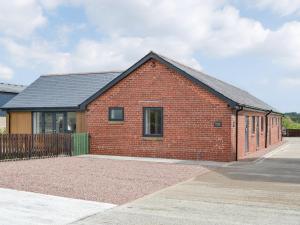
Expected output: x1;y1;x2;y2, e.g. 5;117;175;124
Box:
245;115;249;153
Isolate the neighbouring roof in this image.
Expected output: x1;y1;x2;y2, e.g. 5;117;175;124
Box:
0;83;26;93
2;52;279;113
2;72;121;109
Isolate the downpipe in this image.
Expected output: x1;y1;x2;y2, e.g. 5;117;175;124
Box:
265;110;272;148
235;105;243;161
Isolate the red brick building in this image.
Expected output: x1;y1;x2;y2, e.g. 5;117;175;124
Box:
3;52;282;161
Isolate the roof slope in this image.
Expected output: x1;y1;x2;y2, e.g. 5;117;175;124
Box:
2;72;121;109
0;83;26;93
2;52;278;113
158;54;277;112
80;52;278;112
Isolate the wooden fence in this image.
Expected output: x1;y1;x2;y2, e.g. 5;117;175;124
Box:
285;129;300;137
0;134;73;161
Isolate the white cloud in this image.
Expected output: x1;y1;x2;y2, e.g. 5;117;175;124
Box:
53;23;87;47
39;0;81;10
202;5;269;56
0;0;272;75
261;21;300;69
253;0;300;16
68;37;202;72
0;0;46;38
1;0;299;77
0;36;201;74
0;64;14;80
0;38;70;72
79;0;268;57
39;0;66;10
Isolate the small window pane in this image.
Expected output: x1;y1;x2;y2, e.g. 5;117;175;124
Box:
261;116;264;131
45;112;53;133
55;113;64;133
109;107;124;121
67;112;76;133
144;108;163;136
33;112;43;134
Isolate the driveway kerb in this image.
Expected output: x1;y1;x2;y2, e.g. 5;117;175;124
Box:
77;154;229;167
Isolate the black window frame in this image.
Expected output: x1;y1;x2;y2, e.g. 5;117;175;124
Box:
261;116;264;132
108;107;124;121
143;107;163;137
32;111;76;134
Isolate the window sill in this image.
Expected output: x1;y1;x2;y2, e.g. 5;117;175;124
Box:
142;137;163;141
108;121;124;125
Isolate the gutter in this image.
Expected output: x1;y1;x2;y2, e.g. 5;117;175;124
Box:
265;110;272;148
235;105;244;161
2;106;82;112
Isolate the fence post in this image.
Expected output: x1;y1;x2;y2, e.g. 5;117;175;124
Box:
29;134;32;159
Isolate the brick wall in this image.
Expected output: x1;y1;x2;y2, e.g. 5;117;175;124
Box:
268;115;282;145
235;111;282;160
86;58;282;162
86;59;235;162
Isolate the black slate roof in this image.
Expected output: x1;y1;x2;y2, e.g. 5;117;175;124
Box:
157;53;277;112
2;72;121;109
2;52;279;113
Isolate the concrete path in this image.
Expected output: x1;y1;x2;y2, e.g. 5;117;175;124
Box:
78;154;227;167
0;188;115;225
71;138;300;225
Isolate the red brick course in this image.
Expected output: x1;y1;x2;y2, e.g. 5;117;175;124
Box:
86;59;282;162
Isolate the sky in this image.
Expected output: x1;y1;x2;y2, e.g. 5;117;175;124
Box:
0;0;299;112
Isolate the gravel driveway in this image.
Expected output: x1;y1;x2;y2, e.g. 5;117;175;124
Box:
0;156;208;204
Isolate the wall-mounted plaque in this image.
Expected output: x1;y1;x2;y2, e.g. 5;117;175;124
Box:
214;121;222;128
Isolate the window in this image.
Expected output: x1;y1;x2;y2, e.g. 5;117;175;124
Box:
45;112;53;133
67;112;76;133
252;116;255;134
33;112;43;134
261;116;264;131
32;112;77;134
55;113;64;133
143;107;163;137
109;107;124;121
